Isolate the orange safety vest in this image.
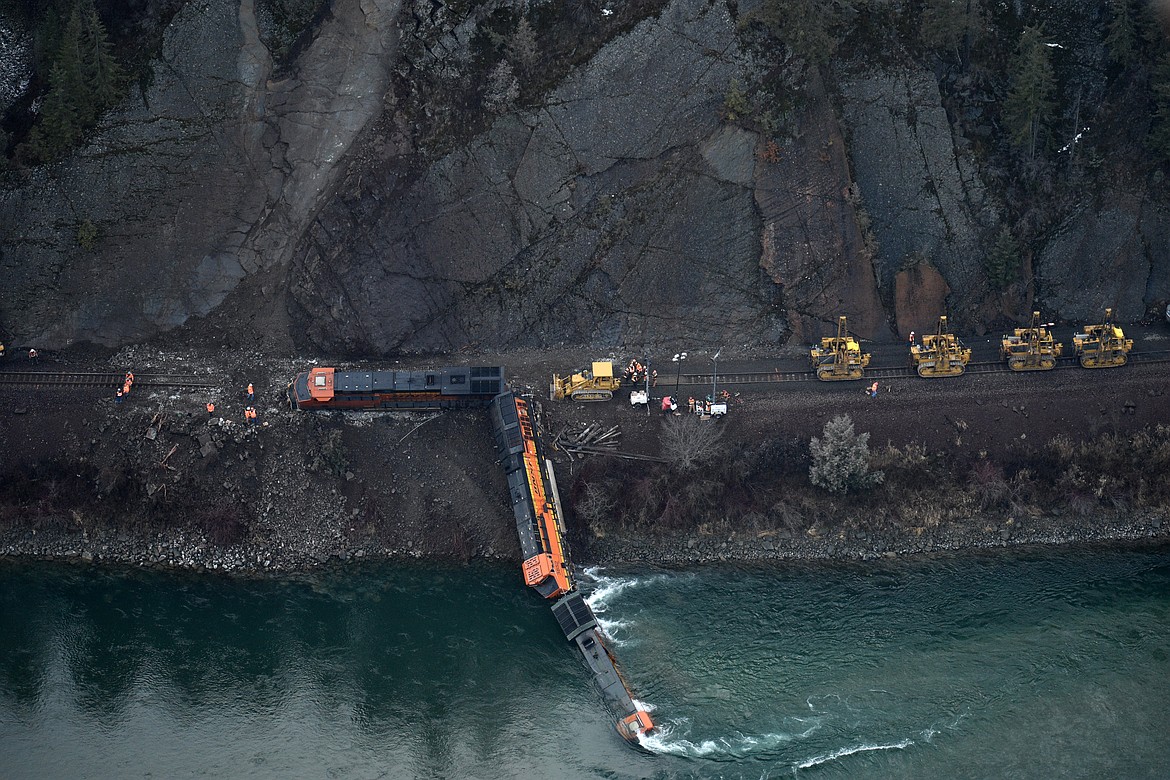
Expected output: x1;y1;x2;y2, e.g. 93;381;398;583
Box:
122;381;131;394
207;403;215;413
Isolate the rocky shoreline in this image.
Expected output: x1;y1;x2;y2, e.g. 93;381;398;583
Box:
2;504;1166;576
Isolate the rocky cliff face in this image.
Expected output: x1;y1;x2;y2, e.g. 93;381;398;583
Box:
1;0;1167;353
1037;193;1170;322
839;62;998;333
0;0;398;348
289;0;802;354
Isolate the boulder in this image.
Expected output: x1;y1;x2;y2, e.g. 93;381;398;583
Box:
894;263;951;338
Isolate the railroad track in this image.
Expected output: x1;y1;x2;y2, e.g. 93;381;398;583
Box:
669;350;1170;387
0;371;217;388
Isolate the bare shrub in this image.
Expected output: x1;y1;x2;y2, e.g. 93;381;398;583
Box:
968;458;1010;510
1066;490;1097;517
872;442;931;488
320;430;348;477
1008;468;1038;514
574;481;615;527
751;436;809;478
661;414;725;473
198;504;248;547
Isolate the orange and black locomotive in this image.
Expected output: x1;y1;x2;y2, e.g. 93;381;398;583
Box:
288;366;504;410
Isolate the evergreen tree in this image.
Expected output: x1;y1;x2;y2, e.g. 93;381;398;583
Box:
29;61;83;160
758;0;853;65
985;225;1019;290
1105;0;1138;69
484;60;519;115
1149;53;1170;163
23;0;125;163
80;0;124;112
56;6;92;121
920;0;984;61
1003;26;1056;159
809;415;883;495
506;17;538;82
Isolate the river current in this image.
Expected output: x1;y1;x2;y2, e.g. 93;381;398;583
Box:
2;544;1168;778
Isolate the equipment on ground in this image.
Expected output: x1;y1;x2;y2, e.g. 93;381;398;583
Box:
1072;308;1133;369
629;389;648;406
910;315;971;378
1000;311;1062;371
550;361;621;401
810;316;871;381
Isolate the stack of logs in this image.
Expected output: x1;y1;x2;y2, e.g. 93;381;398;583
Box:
553;422;621;460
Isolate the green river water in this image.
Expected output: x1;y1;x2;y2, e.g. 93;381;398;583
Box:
2;544;1168;778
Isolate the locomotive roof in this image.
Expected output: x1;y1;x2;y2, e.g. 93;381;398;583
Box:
329;366;504;394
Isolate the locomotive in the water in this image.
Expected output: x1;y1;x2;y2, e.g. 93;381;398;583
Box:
288;365;505;410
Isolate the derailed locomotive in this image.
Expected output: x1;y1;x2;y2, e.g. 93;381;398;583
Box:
489;390;655;743
288;365;504;410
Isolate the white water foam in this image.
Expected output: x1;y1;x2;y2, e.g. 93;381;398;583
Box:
580;566;646;611
639;725;798;758
637;716;817;759
580;567;654;645
796;739;914;769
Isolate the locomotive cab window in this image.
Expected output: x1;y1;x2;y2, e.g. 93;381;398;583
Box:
426;374;436;386
314;375;327;387
450;375;466;384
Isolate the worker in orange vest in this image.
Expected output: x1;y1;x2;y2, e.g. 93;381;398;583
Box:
206;402;215;416
246;383;254;402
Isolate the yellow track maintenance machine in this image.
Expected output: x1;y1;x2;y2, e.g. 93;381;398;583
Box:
550;361;621;401
1072;308;1133;369
1000;311;1062;371
910;315;972;378
810;316;871;381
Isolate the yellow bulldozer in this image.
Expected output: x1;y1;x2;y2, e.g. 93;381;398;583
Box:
910;316;971;378
810;316;871;381
1072;308;1133;369
1000;311;1062;371
550;361;621;401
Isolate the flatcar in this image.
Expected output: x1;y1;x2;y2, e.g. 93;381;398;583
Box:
288;366;505;410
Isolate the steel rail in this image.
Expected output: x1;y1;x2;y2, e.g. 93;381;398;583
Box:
668;350;1170;387
0;371;217;388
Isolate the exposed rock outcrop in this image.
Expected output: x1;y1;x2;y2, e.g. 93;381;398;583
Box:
894;263;951;339
1036;193;1170;322
838;62;998;327
290;0;788;354
1;0;1166;357
0;0;399;349
756;68;890;345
